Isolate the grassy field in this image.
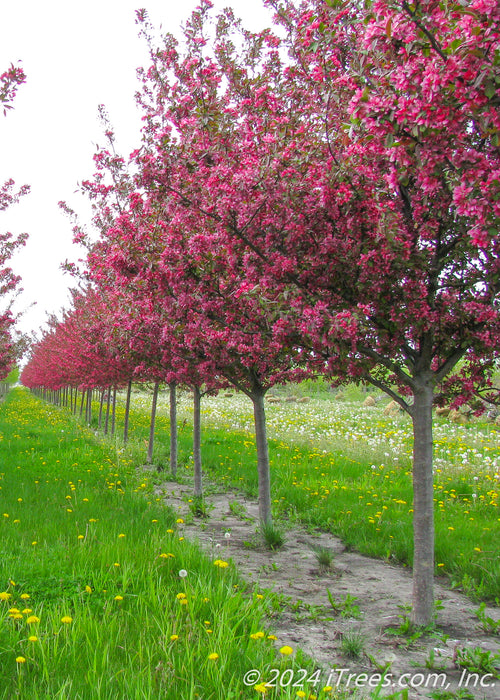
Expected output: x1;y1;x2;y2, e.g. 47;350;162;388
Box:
122;384;499;603
2;384;497;698
0;389;323;699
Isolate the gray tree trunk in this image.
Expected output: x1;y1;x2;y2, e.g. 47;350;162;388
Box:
98;388;105;429
147;382;159;463
411;374;435;627
104;387;111;435
86;388;92;424
169;382;178;477
193;386;202;497
123;380;132;444
110;387;117;436
251;388;272;525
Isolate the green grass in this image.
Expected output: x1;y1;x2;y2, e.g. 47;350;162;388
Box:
0;389;326;699
109;387;499;604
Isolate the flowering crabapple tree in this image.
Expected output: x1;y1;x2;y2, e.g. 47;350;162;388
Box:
133;0;499;625
129;4;317;525
0;63;29;378
87;183;306;521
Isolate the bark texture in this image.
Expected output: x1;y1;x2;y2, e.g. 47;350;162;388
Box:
252;388;272;525
147;382;159;463
193;386;202;497
411;374;435;627
169;382;178;477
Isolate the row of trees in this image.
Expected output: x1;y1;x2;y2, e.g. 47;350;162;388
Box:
21;0;499;626
0;63;29;380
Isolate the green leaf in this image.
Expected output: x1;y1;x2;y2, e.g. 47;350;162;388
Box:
485;83;497;99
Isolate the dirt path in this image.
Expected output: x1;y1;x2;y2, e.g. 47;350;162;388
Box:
152;474;500;700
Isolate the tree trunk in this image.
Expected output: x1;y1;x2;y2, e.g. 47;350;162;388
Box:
86;388;92;424
123;380;132;444
193;386;202;497
98;389;105;429
251;387;272;525
79;390;85;417
169;382;178;477
104;387;111;435
147;382;159;464
411;375;435;627
110;387;117;436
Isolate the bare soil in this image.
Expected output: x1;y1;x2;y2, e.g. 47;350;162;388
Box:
152;474;500;700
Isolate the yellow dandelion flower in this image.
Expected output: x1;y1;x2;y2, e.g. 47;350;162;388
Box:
0;592;11;601
15;656;26;664
28;635;38;643
250;631;265;640
176;518;184;524
61;616;73;624
279;645;294;656
213;559;229;568
20;594;30;600
170;634;179;641
118;533;125;538
254;683;268;694
207;652;219;661
26;615;40;624
85;586;92;593
114;595;123;601
176;592;186;600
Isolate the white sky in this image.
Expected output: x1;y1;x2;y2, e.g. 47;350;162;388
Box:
0;0;272;339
